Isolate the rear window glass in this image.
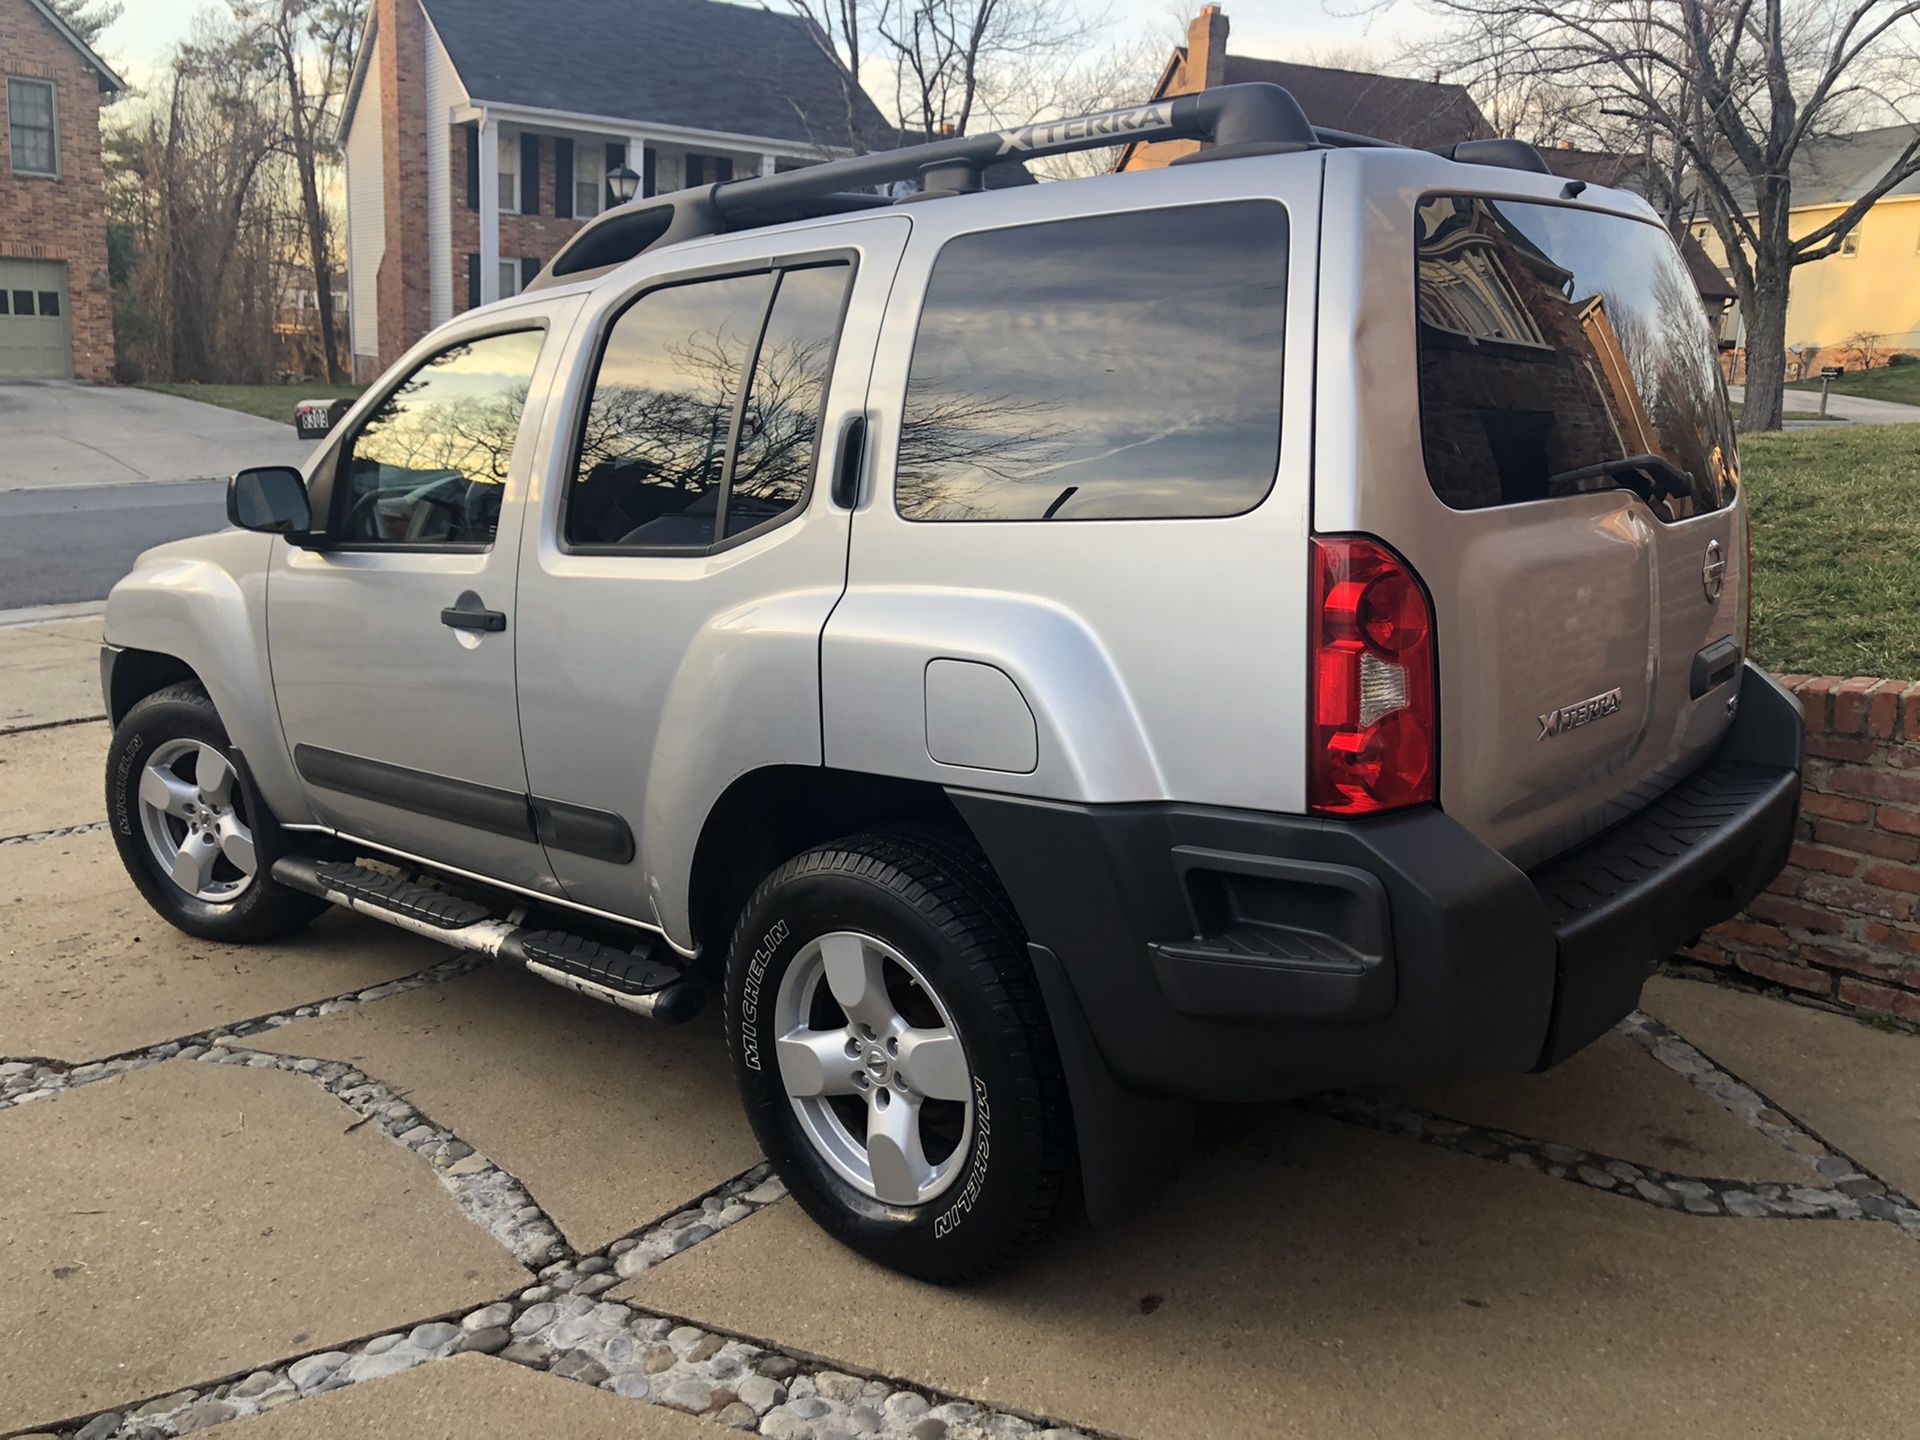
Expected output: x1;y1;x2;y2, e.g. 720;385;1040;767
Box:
895;201;1287;522
1415;195;1736;519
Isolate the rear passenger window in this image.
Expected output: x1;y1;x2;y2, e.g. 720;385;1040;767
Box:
568;262;851;550
895;202;1287;522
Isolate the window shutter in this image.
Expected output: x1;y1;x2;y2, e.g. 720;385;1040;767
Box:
466;254;480;309
554;137;574;219
520;133;541;214
642;148;656;199
714;156;734;183
464;124;479;210
686;154;705;187
521;257;540;288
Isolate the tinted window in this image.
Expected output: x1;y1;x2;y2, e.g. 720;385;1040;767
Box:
725;265;850;538
336;329;544;546
569;262;851;549
1416;195;1737;519
569;273;771;549
896;202;1286;522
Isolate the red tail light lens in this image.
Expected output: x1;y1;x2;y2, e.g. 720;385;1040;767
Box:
1309;535;1437;816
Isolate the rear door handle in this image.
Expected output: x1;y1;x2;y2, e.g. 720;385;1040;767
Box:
441;607;506;632
830;413;867;509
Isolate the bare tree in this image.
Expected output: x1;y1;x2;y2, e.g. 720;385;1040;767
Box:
107;15;294;382
236;0;363;383
1412;0;1920;431
776;0;1103;150
1842;330;1886;370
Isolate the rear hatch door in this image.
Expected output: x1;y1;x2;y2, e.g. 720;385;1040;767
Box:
1319;159;1746;867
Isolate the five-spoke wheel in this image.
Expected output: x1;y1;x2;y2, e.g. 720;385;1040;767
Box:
136;738;257;902
774;931;975;1206
106;681;325;943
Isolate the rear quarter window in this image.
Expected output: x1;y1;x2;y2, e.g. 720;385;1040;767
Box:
1415;195;1737;520
895;201;1288;522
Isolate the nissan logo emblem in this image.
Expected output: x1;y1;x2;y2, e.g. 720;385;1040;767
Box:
1702;539;1726;603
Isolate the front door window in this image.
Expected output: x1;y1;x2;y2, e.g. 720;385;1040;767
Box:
335;329;545;547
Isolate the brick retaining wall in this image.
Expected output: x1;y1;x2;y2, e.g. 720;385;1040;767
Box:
1680;675;1920;1024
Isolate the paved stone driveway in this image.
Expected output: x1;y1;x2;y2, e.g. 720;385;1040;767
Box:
4;618;1918;1440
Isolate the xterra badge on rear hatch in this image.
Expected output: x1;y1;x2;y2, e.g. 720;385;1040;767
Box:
1538;687;1623;741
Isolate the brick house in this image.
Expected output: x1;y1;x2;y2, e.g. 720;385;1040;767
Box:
0;0;124;381
341;0;887;381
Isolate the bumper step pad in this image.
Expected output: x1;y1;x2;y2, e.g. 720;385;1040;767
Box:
270;856;704;1024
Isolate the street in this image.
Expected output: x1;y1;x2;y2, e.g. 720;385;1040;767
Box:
0;383;312;613
0;480;225;609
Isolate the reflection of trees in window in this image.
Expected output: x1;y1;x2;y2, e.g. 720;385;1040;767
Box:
725;266;849;537
355;380;531;486
893;380;1072;520
570;266;854;547
342;330;544;543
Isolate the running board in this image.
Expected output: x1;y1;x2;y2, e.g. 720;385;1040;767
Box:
270;856;704;1024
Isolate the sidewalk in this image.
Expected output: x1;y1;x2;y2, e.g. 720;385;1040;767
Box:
1730;383;1920;425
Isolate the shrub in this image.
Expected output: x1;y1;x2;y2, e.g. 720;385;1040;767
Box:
111;357;145;385
1888;352;1918;367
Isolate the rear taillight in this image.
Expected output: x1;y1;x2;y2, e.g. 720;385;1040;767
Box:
1309;535;1437;816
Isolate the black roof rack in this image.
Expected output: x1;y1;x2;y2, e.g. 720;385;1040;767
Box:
529;82;1549;288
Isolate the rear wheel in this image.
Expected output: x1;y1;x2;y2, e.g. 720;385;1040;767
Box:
106;683;326;943
725;825;1075;1282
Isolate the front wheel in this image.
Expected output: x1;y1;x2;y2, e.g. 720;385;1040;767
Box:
106;682;326;943
725;825;1076;1282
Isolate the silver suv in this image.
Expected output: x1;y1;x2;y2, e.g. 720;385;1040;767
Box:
101;84;1803;1280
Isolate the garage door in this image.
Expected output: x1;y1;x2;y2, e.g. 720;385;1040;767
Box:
0;259;72;379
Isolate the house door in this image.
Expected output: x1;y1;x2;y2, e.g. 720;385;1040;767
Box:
0;259;72;378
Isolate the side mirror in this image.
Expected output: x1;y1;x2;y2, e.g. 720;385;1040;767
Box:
294;396;352;439
228;466;312;536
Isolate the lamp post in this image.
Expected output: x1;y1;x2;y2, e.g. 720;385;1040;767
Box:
607;165;641;206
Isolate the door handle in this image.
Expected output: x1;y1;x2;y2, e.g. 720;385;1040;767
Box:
441;598;507;632
831;413;867;509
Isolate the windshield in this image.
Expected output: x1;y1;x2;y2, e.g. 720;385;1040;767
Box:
1414;195;1737;520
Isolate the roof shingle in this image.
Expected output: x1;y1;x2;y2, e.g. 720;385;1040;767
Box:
420;0;888;148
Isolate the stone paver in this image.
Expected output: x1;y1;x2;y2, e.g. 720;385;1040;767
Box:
1384;1028;1804;1180
245;962;761;1250
0;832;442;1060
0;718;106;835
237;1354;720;1438
1643;975;1920;1199
631;1112;1920;1440
0;616;104;731
0;1060;525;1431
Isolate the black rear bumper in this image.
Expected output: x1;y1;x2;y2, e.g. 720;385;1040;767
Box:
952;663;1802;1106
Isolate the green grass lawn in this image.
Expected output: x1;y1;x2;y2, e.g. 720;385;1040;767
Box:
142;382;364;426
1744;423;1920;678
1784;362;1920;407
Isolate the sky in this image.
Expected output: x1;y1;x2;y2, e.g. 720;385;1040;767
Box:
96;0;1426;92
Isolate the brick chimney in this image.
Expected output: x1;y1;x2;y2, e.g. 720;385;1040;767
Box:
375;0;431;374
1186;5;1230;92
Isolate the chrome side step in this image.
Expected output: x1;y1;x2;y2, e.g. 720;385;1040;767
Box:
271;856;704;1024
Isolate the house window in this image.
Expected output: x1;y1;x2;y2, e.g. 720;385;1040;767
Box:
1838;231;1860;258
498;130;520;213
575;145;604;219
7;78;58;176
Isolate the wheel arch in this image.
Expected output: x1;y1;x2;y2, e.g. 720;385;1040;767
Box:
685;765;974;976
105;647;202;725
